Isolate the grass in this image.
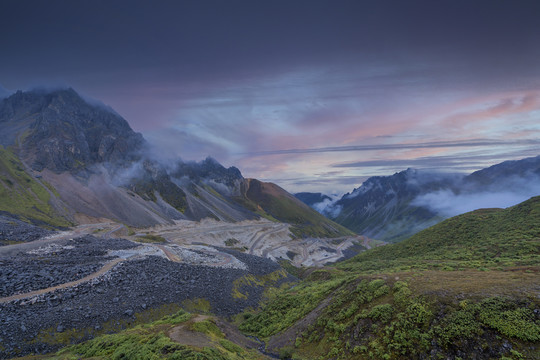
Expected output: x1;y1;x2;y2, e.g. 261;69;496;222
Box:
135;234;167;243
337;196;540;273
22;309;264;360
236;179;354;238
225;238;240;247
33;303;186;348
241;272;540;359
231;269;289;300
182;298;212;313
238;196;540;359
0;146;71;228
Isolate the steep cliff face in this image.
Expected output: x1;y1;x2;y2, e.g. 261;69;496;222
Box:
0;88;145;172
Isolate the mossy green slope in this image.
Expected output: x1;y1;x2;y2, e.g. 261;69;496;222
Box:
236;179;355;238
18;310;264;360
0;146;70;228
339;195;540;273
239;196;540;359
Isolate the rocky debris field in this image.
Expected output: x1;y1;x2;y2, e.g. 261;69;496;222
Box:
0;215;54;246
219;246;281;275
167;244;248;269
0;236;136;297
0;235;294;358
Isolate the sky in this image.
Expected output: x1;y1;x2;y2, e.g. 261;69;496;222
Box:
1;0;540;194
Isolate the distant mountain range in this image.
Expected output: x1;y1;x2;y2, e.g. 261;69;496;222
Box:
296;156;540;242
0;88;351;238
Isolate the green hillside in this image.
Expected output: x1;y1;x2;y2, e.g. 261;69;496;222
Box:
0;146;70;228
236;179;355;238
239;197;540;359
16;309;265;360
339;195;540;273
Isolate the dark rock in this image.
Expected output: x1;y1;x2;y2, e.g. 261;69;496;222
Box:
0;242;296;358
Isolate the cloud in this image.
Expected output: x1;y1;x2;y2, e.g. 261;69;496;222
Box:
412;173;540;217
310;196;343;218
0;84;13;98
144;127;231;164
331;152;527;169
412;189;537;217
245;139;540;157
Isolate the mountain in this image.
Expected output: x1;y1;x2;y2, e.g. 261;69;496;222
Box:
238;179;354;238
239;196;540;359
294;192;332;207
464;155;540;189
0;88;351;237
329;169;458;242
305;157;540;242
340;194;540;272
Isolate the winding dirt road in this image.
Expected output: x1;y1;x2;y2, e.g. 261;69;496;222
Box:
0;258;123;304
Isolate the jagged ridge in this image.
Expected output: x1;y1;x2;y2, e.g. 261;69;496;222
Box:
0;88;351;237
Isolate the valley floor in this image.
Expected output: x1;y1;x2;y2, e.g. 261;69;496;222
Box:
0;218;376;358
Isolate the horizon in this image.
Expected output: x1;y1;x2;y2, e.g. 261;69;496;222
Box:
2;0;540;194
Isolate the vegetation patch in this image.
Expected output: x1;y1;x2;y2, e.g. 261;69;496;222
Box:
0;146;71;228
135;234;167;243
241;274;540;359
231;269;289;300
338;196;540;273
236;197;540;359
30;309;263;360
182;298;212;313
224;238;240;247
190;319;224;338
33;303;186;347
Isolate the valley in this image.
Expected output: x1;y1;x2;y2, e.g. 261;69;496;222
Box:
0;88;538;360
0;229;291;357
0;218;371;358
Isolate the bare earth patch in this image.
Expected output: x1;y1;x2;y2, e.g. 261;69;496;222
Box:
168;315;213;348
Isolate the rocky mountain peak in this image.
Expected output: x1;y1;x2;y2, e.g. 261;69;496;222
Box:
0;88;145;172
173;156;243;187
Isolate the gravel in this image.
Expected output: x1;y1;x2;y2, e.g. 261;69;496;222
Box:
0;215;54;246
0;236;136;297
0;235;295;358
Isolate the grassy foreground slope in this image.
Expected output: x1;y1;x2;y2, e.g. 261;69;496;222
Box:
240;197;540;359
15;310;265;360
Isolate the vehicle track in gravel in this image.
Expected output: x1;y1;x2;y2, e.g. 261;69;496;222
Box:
0;258;123;304
248;224;289;255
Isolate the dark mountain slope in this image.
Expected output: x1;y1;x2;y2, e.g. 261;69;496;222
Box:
0;88;144;172
330;169;456;242
464;154;540;188
294;192;331;207
0;88;351;236
321;156;540;242
236;179;354;238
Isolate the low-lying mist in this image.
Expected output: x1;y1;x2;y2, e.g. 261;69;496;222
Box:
413;173;540;217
